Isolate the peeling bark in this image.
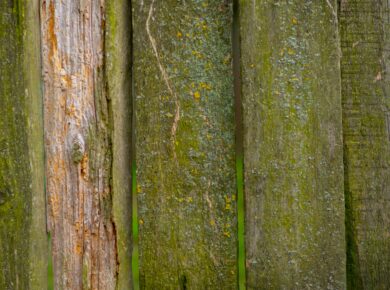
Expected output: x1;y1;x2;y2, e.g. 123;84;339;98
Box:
340;1;390;289
240;1;346;288
0;0;46;289
133;1;237;288
41;0;132;289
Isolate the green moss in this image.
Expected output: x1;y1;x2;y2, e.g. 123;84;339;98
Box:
0;0;46;288
340;1;390;288
241;1;346;288
134;1;237;288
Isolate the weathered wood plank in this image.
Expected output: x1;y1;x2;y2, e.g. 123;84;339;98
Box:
340;1;390;289
0;0;47;288
133;0;237;288
240;1;346;288
41;0;132;288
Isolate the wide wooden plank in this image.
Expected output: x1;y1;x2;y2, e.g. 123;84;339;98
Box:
340;1;390;288
240;1;346;288
41;0;132;288
133;0;237;288
0;0;46;288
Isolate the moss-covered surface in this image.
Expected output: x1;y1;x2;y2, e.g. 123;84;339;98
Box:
340;1;390;289
0;0;46;289
133;0;237;288
105;0;133;289
240;1;346;288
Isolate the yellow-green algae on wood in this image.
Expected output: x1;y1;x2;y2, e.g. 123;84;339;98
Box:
240;1;346;288
133;0;237;288
340;1;390;289
0;0;46;289
105;0;133;289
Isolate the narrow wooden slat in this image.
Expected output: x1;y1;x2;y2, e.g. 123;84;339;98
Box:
240;1;346;288
0;0;46;288
340;1;390;288
133;1;237;288
41;0;132;288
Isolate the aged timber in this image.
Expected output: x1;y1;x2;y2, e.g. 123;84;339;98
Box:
41;0;132;289
340;1;390;289
0;0;46;289
240;1;346;288
134;0;237;288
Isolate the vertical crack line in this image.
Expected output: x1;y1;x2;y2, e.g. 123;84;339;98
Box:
146;0;180;159
232;0;246;289
326;0;338;20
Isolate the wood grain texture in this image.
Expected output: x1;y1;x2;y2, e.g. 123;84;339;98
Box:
340;1;390;289
41;0;132;289
0;0;47;288
133;0;237;288
240;1;346;288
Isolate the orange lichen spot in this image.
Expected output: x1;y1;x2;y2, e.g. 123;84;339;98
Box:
75;243;83;255
194;91;201;100
199;82;211;90
292;17;298;25
225;195;232;210
192;50;203;59
63;74;72;87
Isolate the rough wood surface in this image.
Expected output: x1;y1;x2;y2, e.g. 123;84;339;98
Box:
41;0;132;289
0;0;47;288
133;0;237;288
240;1;346;288
340;1;390;289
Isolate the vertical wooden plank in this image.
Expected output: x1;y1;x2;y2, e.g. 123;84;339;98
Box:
106;0;133;289
133;0;237;288
41;0;132;289
340;1;390;288
0;0;47;288
240;1;346;288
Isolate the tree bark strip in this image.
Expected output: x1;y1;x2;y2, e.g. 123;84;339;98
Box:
41;0;132;289
240;1;346;288
0;0;47;289
340;1;390;289
133;1;237;288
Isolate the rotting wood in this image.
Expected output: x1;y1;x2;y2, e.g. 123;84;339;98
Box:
41;0;132;288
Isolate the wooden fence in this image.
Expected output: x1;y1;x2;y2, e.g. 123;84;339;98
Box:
0;0;389;289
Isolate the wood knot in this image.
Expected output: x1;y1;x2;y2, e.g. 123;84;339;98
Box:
71;134;85;164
